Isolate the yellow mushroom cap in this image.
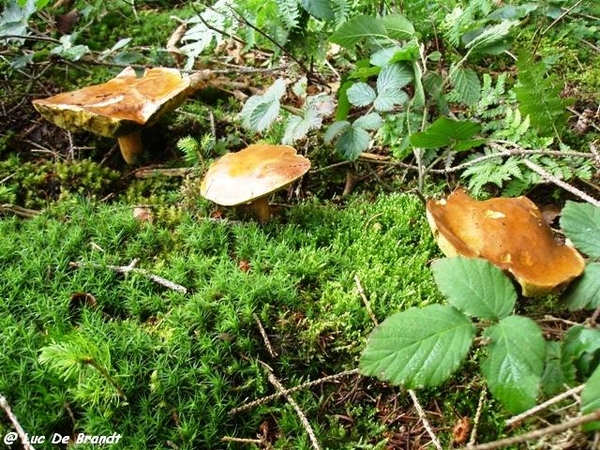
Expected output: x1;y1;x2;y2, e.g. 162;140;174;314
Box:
200;144;311;206
32;66;191;138
426;189;585;297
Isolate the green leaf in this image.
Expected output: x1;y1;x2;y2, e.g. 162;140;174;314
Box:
464;20;519;51
581;365;600;431
347;82;376;107
410;117;482;149
432;257;517;321
560;201;600;259
377;63;412;91
335;126;370;160
353;112;383;131
329;15;387;49
449;67;481;106
453;138;487;152
360;304;475;388
380;14;415;40
563;325;600;378
240;96;281;132
564;263;600;311
482;316;546;413
324;120;350;143
370;45;402;67
300;0;334;20
541;341;575;396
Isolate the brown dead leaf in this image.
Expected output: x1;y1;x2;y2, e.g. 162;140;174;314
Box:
56;9;80;35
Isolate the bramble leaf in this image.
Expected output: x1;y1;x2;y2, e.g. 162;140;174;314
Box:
329;15;387;49
482;316;546;413
560;201;600;259
300;0;334;20
380;14;415;40
410;117;481;149
449;67;481;106
335;126;370;160
360;304;475;388
581;365;600;431
347;82;376;107
432;257;516;321
563;263;600;311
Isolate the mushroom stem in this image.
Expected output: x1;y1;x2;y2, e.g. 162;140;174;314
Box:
117;130;143;164
250;197;271;223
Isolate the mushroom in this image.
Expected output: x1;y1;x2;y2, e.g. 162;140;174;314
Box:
32;66;191;164
426;188;585;297
200;144;311;223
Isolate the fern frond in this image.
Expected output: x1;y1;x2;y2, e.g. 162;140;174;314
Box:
276;0;301;29
177;136;201;165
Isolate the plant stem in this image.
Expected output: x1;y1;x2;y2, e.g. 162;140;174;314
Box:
84;358;127;401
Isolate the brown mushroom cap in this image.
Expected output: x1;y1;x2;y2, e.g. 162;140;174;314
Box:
32;66;191;163
200;144;311;207
426;189;585;297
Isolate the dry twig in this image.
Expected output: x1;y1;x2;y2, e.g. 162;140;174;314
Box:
253;313;277;358
468;387;487;446
463;410;600;450
262;363;322;450
0;394;35;450
355;274;378;326
505;384;585;427
69;259;188;294
408;389;443;450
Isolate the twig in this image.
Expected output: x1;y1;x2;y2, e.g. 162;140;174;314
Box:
506;384;585;427
0;394;35;450
541;0;583;35
253;313;277;358
463;410;600;450
354;274;378;326
229;369;359;415
221;436;263;444
69;259;188;294
263;363;322;450
0;204;42;218
521;159;600;207
468;387;487;446
408;389;443;450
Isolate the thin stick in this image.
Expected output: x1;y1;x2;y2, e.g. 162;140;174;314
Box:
463;410;600;450
408;389;443;450
468;387;487;446
253;313;277;358
354;274;378;326
0;394;35;450
229;369;359;415
506;384;585;427
69;260;188;294
263;365;322;450
221;436;263;444
521;159;600;207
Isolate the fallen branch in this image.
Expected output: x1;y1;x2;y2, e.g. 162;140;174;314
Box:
229;369;359;415
408;389;443;450
0;204;42;218
69;259;188;294
505;384;585;427
262;363;321;450
468;387;487;446
0;394;35;450
463;410;600;450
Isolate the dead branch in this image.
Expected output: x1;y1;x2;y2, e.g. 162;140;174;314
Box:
408;389;443;450
0;394;35;450
69;259;188;294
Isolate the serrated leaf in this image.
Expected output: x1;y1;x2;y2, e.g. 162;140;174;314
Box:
282;115;310;144
336;126;371;160
432;257;517;321
370;45;402;67
264;78;287;101
541;341;573;396
353;112;383;131
560;201;600;259
482;316;546;413
240;96;280;132
347;82;376;107
380;14;415;40
377;63;413;91
453;139;487;152
563;325;600;378
374;90;408;112
581;365;600;431
300;0;334;20
564;263;600;311
464;20;519;51
450;67;481;106
329;15;387;49
410;117;482;149
360;304;475;388
324;120;350;143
